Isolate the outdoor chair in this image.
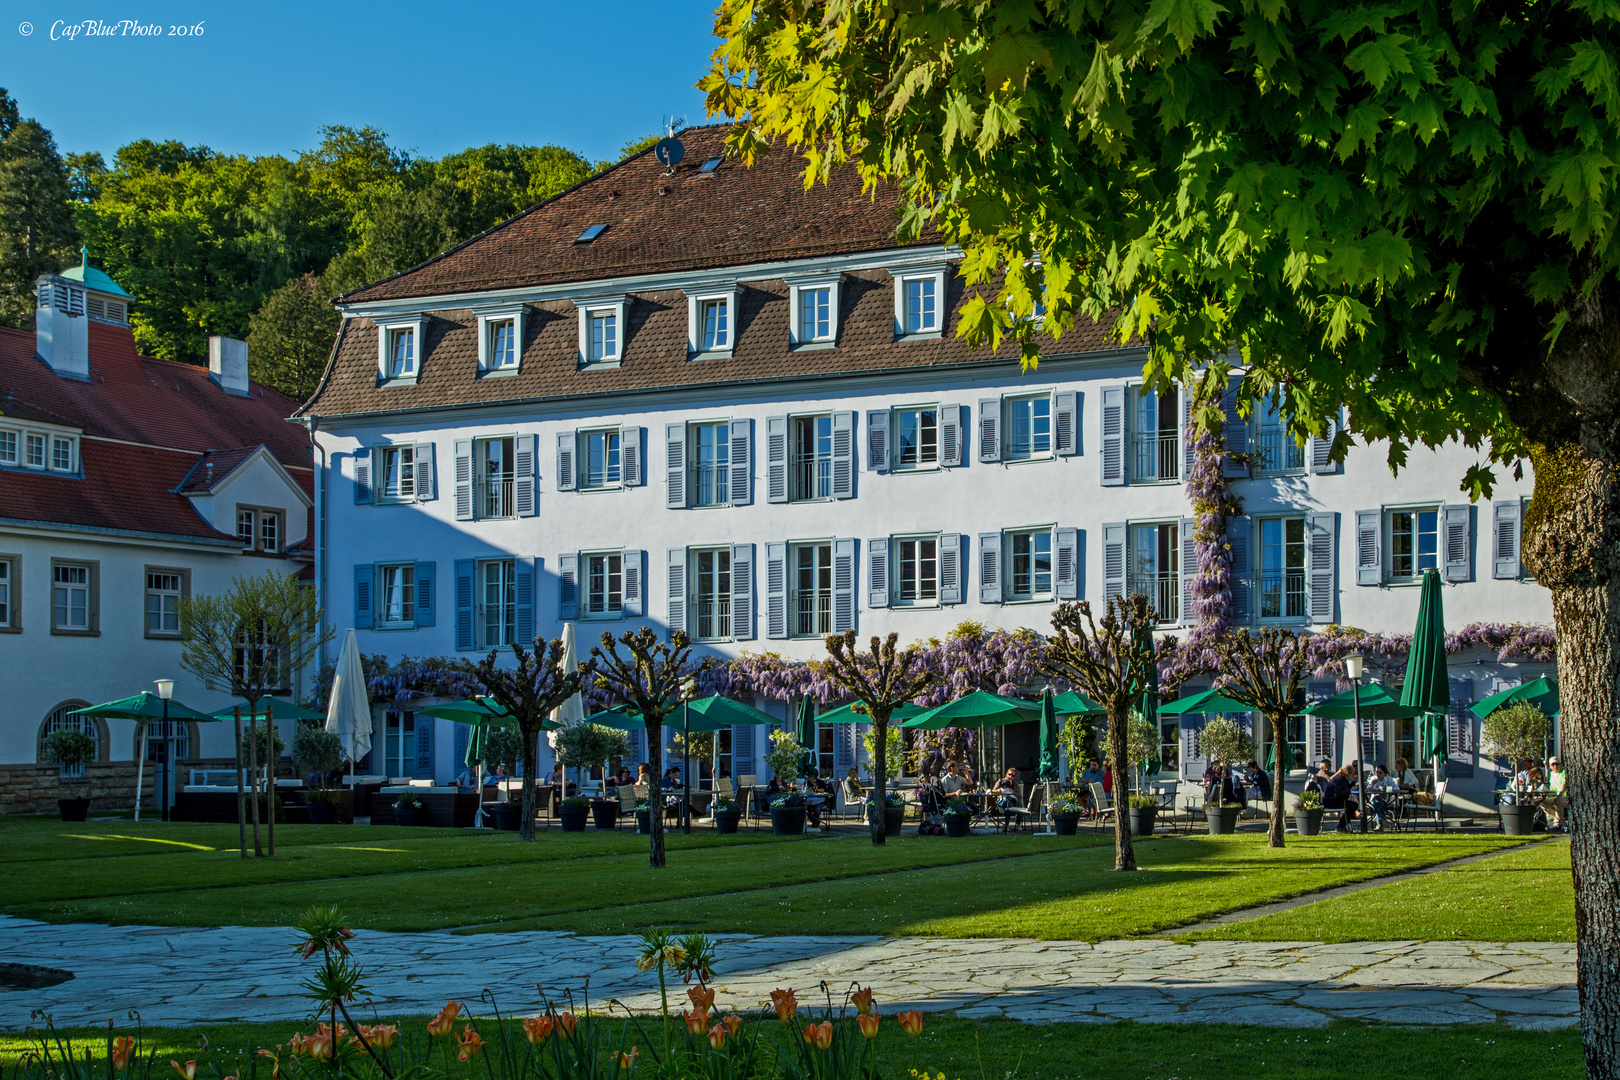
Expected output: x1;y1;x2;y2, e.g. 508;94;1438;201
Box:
716;777;736;800
1000;782;1043;833
739;774;757;790
617;785;638;828
1151;781;1182;834
1182;788;1207;828
1089;782;1116;829
1404;779;1449;831
840;778;867;821
534;786;555;821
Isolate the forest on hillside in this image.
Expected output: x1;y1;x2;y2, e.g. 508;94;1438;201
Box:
0;88;656;401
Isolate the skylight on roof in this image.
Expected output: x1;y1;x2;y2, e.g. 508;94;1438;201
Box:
697;156;723;174
576;224;608;243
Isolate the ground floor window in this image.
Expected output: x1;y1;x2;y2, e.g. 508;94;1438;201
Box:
39;702;96;778
1393;717;1417;770
144;720;192;762
382;711;415;778
1159;720;1180;775
480;559;515;648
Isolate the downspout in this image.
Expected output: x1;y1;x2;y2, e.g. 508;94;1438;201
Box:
304;416;330;672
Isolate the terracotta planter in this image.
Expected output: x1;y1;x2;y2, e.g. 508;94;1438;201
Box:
490;803;521;831
770;806;806;835
943;813;971;837
1051;813;1080;836
559;807;590;832
1206;805;1241;835
713;810;742;834
57;798;89;823
1128;806;1157;836
1294;809;1323;836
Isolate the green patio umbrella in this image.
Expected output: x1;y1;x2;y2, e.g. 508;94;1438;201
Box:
902;690;1042;730
1399;570;1452;785
1156;687;1253;715
72;693;220;822
1471;676;1560;720
812;701;927;724
581;704;645;730
1050;690;1105;715
1301;683;1423;721
1037;688;1061;783
794;695;817;777
209;696;324;722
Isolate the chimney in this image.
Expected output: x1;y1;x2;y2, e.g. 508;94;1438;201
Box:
34;275;90;379
208;336;251;396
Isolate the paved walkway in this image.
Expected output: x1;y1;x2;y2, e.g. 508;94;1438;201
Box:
0;917;1576;1031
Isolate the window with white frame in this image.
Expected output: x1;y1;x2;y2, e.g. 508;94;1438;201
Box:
40;703;96;777
577;299;625;366
1133;387;1180;482
143;719;191;762
790;415;833;501
479;559;516;649
581;429;622;489
1257;516;1307;620
478;436;515;518
378;563;416;626
379;445;416;502
487;319;518;370
1129;522;1180;623
892;406;938;469
1283;715;1308;772
50;436;74;472
1005;529;1052;601
234;624;285;688
586;552;624;618
689;422;729;507
0;556;14;629
146;570;184;636
791;542;833;637
236;507;284;553
26;433;46;468
1158;719;1180;775
53;563;91;632
0;429;16;465
381;711;416;778
692;548;732;641
1251;399;1305;475
893;536;938;606
687;293;734;355
387;327;416;378
1389;507;1440;581
1005;395;1052;461
903;277;938;334
800;287;832;341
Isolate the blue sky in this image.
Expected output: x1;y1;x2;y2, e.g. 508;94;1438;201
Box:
1;1;723;163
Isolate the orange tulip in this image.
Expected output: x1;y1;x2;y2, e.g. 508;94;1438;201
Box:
851;987;874;1016
111;1036;136;1072
427;1001;463;1038
170;1061;197;1080
897;1010;923;1037
618;1048;638;1069
364;1024;398;1051
769;988;797;1023
255;1050;279;1080
707;1022;727;1051
722;1014;742;1038
306;1033;333;1063
812;1021;834;1050
456;1025;484;1062
684;1007;708;1034
556;1012;577;1037
687;985;715;1010
522;1016;555;1045
856;1013;880;1039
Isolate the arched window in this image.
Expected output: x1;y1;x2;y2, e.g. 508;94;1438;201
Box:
135;721;197;762
38;701;97;778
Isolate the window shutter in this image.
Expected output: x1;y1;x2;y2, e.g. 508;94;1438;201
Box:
667;548;687;638
766;416;789;503
831;411;855;498
1221;378;1249;478
1180;516;1197;626
835;725;856;772
939;533;963;604
1054;392;1079;456
832;538;857;632
733;724;755;774
977;398;1001;463
354;564;373;627
978;532;1002;603
732;543;754;640
354;450;372;504
620;426;642;487
415;443;436;501
867;410;890;474
1100;385;1126;486
621;549;644;616
1055;527;1080;600
514;434;537;517
413;713;434;780
1355;509;1382;586
729;419;752;505
1447;676;1475;777
558;552;579;620
665;423;687;509
1311;716;1337;768
515;557;535;644
453;440;473;520
1309;417;1339;474
1181;715;1205;781
454;559;475;650
1492;499;1522;579
1306;512;1337;623
867;537;890;608
765;542;788;639
1182;391;1196;482
555;432;576;491
414;561;436;627
627;729;645;766
1102;522;1127;602
939;405;963;467
1443;504;1471;582
1227;516;1251;624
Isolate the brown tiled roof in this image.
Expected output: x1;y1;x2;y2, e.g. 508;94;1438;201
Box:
338;125;926;305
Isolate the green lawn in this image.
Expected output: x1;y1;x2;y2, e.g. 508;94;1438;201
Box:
1187;838;1575;943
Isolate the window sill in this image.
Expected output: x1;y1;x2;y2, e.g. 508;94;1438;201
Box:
890;463;942;474
376;622;418;631
790;340;836;352
578;358;622;370
1128;478;1182;486
477;367;521;379
1252;470;1307;480
579;484;625;494
689;501;733;510
375;497;417;507
896;330;943;342
1003;454;1054;466
582;613;625;622
51;627;99;637
378;376;419;388
1003;595;1055;606
689;349;733;361
0;626;20;634
891;601;940;610
145;631;182;641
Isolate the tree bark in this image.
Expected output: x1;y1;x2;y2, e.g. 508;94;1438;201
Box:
647;718;666;868
1268;710;1286;848
869;713;889;847
233;710;247;859
246;713;263;857
519;727;539;842
265;704;276;857
1107;705;1136;870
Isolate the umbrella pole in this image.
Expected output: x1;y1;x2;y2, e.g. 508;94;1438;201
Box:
682;706;691;835
133;723;148;823
266;704;276;857
233;708;246;857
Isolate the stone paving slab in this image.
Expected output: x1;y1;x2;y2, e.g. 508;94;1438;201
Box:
0;916;1577;1032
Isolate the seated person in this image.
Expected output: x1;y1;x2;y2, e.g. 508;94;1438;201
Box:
1243;759;1273;801
805;770;831;828
964;766;979;790
1393;757;1420;793
1080;759;1104;786
993;768;1020;810
1367;764;1400;829
941;762;966;794
1323;765;1361;831
613;766;635;788
455;766;476;792
1547;757;1568;830
663;767;682;790
1303;760;1334;795
484;765;507;787
1202;761;1224;803
765;774;788;799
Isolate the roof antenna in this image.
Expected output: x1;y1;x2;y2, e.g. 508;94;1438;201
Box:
655;115;686;175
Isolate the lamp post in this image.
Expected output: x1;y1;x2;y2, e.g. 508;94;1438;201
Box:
1343;655;1367;834
154;679;174;823
680;677;697;834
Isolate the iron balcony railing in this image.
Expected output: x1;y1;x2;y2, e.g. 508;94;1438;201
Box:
1253;425;1305;474
482;475;513;519
1258;571;1307;620
791;452;832;501
1132;433;1180;482
690;464;730;507
1130;573;1180;624
794;591;832;637
695;598;732;641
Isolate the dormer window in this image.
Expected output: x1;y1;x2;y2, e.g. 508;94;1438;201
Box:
891;265;948;339
475;306;526;374
686;288;738;358
389;329;415;377
575;297;628;367
1;424;77;474
85;295;128;325
590;311;616;361
376;317;428;383
787;275;842;348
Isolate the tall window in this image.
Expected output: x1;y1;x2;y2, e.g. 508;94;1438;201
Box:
586;553;624;617
791;542;833;637
1284;715;1308;772
479;436;514;518
0;558;12;628
1007;530;1052;600
1130;522;1180;623
53;564;90;631
488;319;518;369
0;429;16;465
800;287;832;341
1389;508;1439;580
236;508;284;553
26;433;46;468
1252;399;1305;475
379;564;416;626
894;536;938;606
1132;387;1179;482
388;328;416;378
693;548;732;641
588;310;618;363
382;711;416;778
690;422;730;507
1258;517;1306;620
1006;396;1052;461
146;572;182;635
380;446;416;501
1393;717;1417;771
51;436;74;472
893;407;937;469
700;299;730;351
816;723;836;779
790;415;833;501
1159;720;1181;775
480;559;515;648
581;429;622;489
233;624;282;687
144;720;191;762
904;278;938;333
41;704;95;778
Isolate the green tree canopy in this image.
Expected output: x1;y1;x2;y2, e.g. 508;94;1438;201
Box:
0;117;77;327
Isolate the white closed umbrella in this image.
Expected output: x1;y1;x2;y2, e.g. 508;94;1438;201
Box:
326;629;373;775
550;623;584;784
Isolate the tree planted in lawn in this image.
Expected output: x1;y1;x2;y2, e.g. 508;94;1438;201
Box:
472;638;594;842
817;631;934;846
1211;628;1311;848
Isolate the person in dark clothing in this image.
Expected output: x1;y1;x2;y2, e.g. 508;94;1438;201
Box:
1244;760;1273;801
1322;765;1360;831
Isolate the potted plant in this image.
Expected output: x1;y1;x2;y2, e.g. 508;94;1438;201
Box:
558;795;592;832
942;796;973;837
1293;789;1325;836
1048;794;1082;836
770;792;807;835
1127;793;1160;836
292;725;345;823
883;791;906;837
1481;701;1553;835
392;790;422;827
1198;717;1254;835
591;795;621;830
305;787;339;824
482;727;523;831
634;799;652;834
43;728;96;822
712;796;742;834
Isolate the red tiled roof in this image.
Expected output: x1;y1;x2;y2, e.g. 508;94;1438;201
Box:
0;439;234;541
175;447;264;493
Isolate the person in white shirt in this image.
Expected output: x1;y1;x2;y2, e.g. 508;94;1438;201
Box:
1367;763;1401;830
941;762;966;794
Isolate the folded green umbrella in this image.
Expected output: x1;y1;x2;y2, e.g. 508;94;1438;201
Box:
902;690;1042;730
812;701;926;724
1301;683;1422;720
1470;676;1559;720
1050;690;1104;715
72;692;219;723
1157;687;1253;715
1037;688;1061;782
210;696;323;722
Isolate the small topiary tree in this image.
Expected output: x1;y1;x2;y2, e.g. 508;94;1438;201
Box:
1199;718;1255;807
43;728;96;797
481;727;523;777
1481;702;1554;789
291;726;344;787
764;729;807;785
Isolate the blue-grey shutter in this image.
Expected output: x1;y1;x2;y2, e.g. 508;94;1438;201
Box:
867;410;889;474
1309;417;1338;474
453;439;473;520
1102;522;1127;602
1182;391;1195;481
621;549;644;617
626;728;645;765
766;416;789;503
1227;516;1250;624
1222;378;1249;478
415;443;436;501
832;538;857;632
1447;676;1475;777
765;542;788;639
558;552;578;620
354;564;373;627
939;404;963;467
515;557;535;644
414;561;436;627
1054;391;1079;457
1355;509;1382;586
978;532;1002;603
667;548;687;639
1306;512;1336;623
1100;385;1125;485
868;537;890;608
1181;715;1205;781
733;724;756;776
514;434;537;517
834;725;856;772
1443;504;1471;582
1493;499;1522;579
555;432;576;491
729;419;752;505
731;543;754;640
413;713;434;780
1307;679;1337;766
1180;516;1197;626
831;411;855;498
665;423;686;508
620;425;643;487
977;398;1001;463
354;450;372;504
454;559;475;651
939;533;963;604
1055;527;1080;600
452;723;469;772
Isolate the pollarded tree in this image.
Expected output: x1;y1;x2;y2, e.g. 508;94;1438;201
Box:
472;638;595;842
1211;628;1311;849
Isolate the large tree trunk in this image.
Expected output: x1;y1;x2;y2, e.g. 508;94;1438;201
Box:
1268;710;1286;848
264;704;276;857
233;711;247;859
869;714;888;847
647;719;666;868
1107;706;1136;870
246;714;263;857
519;726;539;842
